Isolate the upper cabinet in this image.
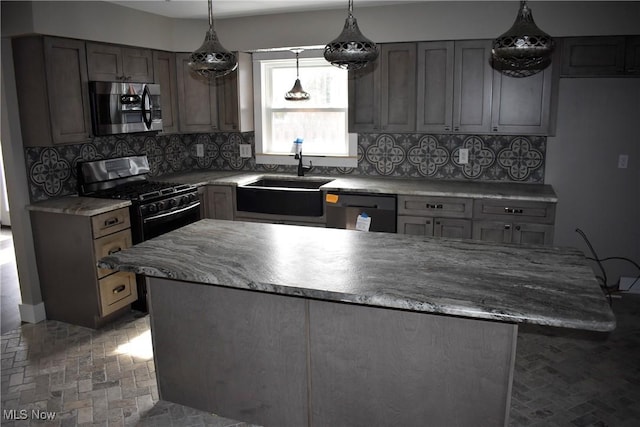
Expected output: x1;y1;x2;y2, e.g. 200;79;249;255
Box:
349;43;416;132
560;36;640;77
153;51;179;134
452;40;494;134
13;36;92;146
416;41;454;133
87;42;154;82
175;52;253;133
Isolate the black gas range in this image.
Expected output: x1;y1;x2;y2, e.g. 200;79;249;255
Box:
78;155;201;311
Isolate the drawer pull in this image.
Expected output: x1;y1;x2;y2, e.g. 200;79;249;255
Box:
426;204;444;209
113;285;127;294
504;208;524;214
108;247;122;255
504;224;511;230
104;217;119;227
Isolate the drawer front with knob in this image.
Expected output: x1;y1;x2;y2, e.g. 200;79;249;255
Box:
473;199;555;224
398;196;473;219
91;207;131;238
99;271;137;316
94;229;132;278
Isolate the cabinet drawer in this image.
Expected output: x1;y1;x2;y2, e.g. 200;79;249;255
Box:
99;272;137;317
91;207;131;238
398;196;472;218
473;199;555;224
94;229;132;279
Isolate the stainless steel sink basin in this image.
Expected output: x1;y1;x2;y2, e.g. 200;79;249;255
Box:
236;177;334;217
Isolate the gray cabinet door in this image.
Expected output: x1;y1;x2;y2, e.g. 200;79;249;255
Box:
380;43;416;132
490;64;553;135
217;69;239;131
512;223;554;245
434;218;472;239
348;62;380;132
560;36;626;76
43;37;92;145
87;42;154;82
625;36;640;75
176;53;219;132
153;51;179;133
453;40;493;133
472;221;513;244
416;41;454;133
206;185;234;220
397;215;434;236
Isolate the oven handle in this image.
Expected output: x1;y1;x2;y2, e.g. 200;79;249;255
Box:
143;202;200;224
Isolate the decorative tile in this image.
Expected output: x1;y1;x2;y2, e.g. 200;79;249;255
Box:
24;132;546;202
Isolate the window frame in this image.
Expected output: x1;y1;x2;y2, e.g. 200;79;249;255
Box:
252;49;357;168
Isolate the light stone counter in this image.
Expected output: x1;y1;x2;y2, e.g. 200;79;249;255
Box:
99;219;613;332
157;171;557;202
28;196;131;216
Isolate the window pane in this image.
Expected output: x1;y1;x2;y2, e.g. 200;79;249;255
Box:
268;111;347;156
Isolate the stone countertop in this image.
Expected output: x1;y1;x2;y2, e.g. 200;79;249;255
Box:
99;219;614;332
28;196;131;216
157;171;557;202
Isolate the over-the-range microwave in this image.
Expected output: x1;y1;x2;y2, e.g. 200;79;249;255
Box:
89;81;162;136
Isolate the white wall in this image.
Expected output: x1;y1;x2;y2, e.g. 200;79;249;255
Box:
546;79;640;285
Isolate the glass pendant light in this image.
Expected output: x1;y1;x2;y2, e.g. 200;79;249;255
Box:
285;49;310;101
492;0;555;78
188;0;238;78
324;0;379;70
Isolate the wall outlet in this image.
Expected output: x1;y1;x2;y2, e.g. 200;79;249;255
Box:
195;144;204;158
458;148;469;164
239;144;252;158
618;154;628;169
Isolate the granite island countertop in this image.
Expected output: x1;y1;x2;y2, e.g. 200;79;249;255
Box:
99;219;614;332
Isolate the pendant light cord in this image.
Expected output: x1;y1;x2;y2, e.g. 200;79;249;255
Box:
296;51;300;78
208;0;213;29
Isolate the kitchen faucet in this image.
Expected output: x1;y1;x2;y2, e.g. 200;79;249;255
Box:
295;151;313;176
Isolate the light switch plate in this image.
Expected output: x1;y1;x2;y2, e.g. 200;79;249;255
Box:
195;144;204;158
458;148;469;164
239;144;252;158
618;154;628;169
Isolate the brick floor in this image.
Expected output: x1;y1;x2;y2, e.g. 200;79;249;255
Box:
1;294;639;426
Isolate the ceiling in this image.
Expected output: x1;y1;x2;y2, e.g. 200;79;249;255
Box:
109;1;415;20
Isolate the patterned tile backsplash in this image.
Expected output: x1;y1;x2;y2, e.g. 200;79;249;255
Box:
25;132;546;201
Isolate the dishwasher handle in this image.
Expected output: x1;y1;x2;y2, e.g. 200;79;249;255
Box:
345;204;378;209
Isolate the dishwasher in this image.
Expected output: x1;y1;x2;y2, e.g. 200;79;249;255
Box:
325;192;397;233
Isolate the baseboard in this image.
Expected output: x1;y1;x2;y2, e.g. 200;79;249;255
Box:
18;302;47;323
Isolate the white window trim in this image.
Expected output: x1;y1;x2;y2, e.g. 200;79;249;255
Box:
252;49;357;168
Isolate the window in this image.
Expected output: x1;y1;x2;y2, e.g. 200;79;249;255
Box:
253;49;357;167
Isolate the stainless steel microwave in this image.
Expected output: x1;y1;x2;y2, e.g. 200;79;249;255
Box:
89;82;162;136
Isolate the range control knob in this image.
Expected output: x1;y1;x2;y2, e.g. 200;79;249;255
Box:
189;193;198;202
169;198;178;208
147;203;158;214
156;201;166;211
180;196;189;206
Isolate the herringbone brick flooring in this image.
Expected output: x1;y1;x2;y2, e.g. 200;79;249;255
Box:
1;295;639;426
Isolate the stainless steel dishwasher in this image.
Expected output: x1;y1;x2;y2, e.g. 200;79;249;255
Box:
325;192;397;233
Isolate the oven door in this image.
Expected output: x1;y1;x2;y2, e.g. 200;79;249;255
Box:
141;202;201;241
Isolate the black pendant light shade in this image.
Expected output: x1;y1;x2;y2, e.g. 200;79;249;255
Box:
285;50;310;101
188;0;238;78
492;0;554;77
324;0;379;70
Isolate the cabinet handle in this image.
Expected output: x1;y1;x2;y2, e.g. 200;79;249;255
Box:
436;221;441;225
104;217;119;227
504;224;511;230
492;127;498;132
454;127;459;131
436;204;443;209
112;285;126;294
444;127;451;131
503;207;523;214
515;225;521;231
108;247;122;255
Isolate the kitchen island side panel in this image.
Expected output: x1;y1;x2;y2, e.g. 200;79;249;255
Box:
147;277;309;427
148;277;517;427
309;299;517;427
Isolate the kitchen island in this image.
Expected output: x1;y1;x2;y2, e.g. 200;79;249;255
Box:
99;219;614;427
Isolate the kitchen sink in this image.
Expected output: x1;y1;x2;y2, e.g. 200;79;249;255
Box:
236;177;334;217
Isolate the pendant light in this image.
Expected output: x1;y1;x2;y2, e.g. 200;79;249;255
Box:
492;0;555;78
324;0;379;71
285;49;310;101
188;0;237;78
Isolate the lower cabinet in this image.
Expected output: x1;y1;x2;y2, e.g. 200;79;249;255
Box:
472;221;554;245
206;185;235;220
398;216;472;239
30;206;137;328
397;195;473;239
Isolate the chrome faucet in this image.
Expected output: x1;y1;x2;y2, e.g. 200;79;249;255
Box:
294;151;313;176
